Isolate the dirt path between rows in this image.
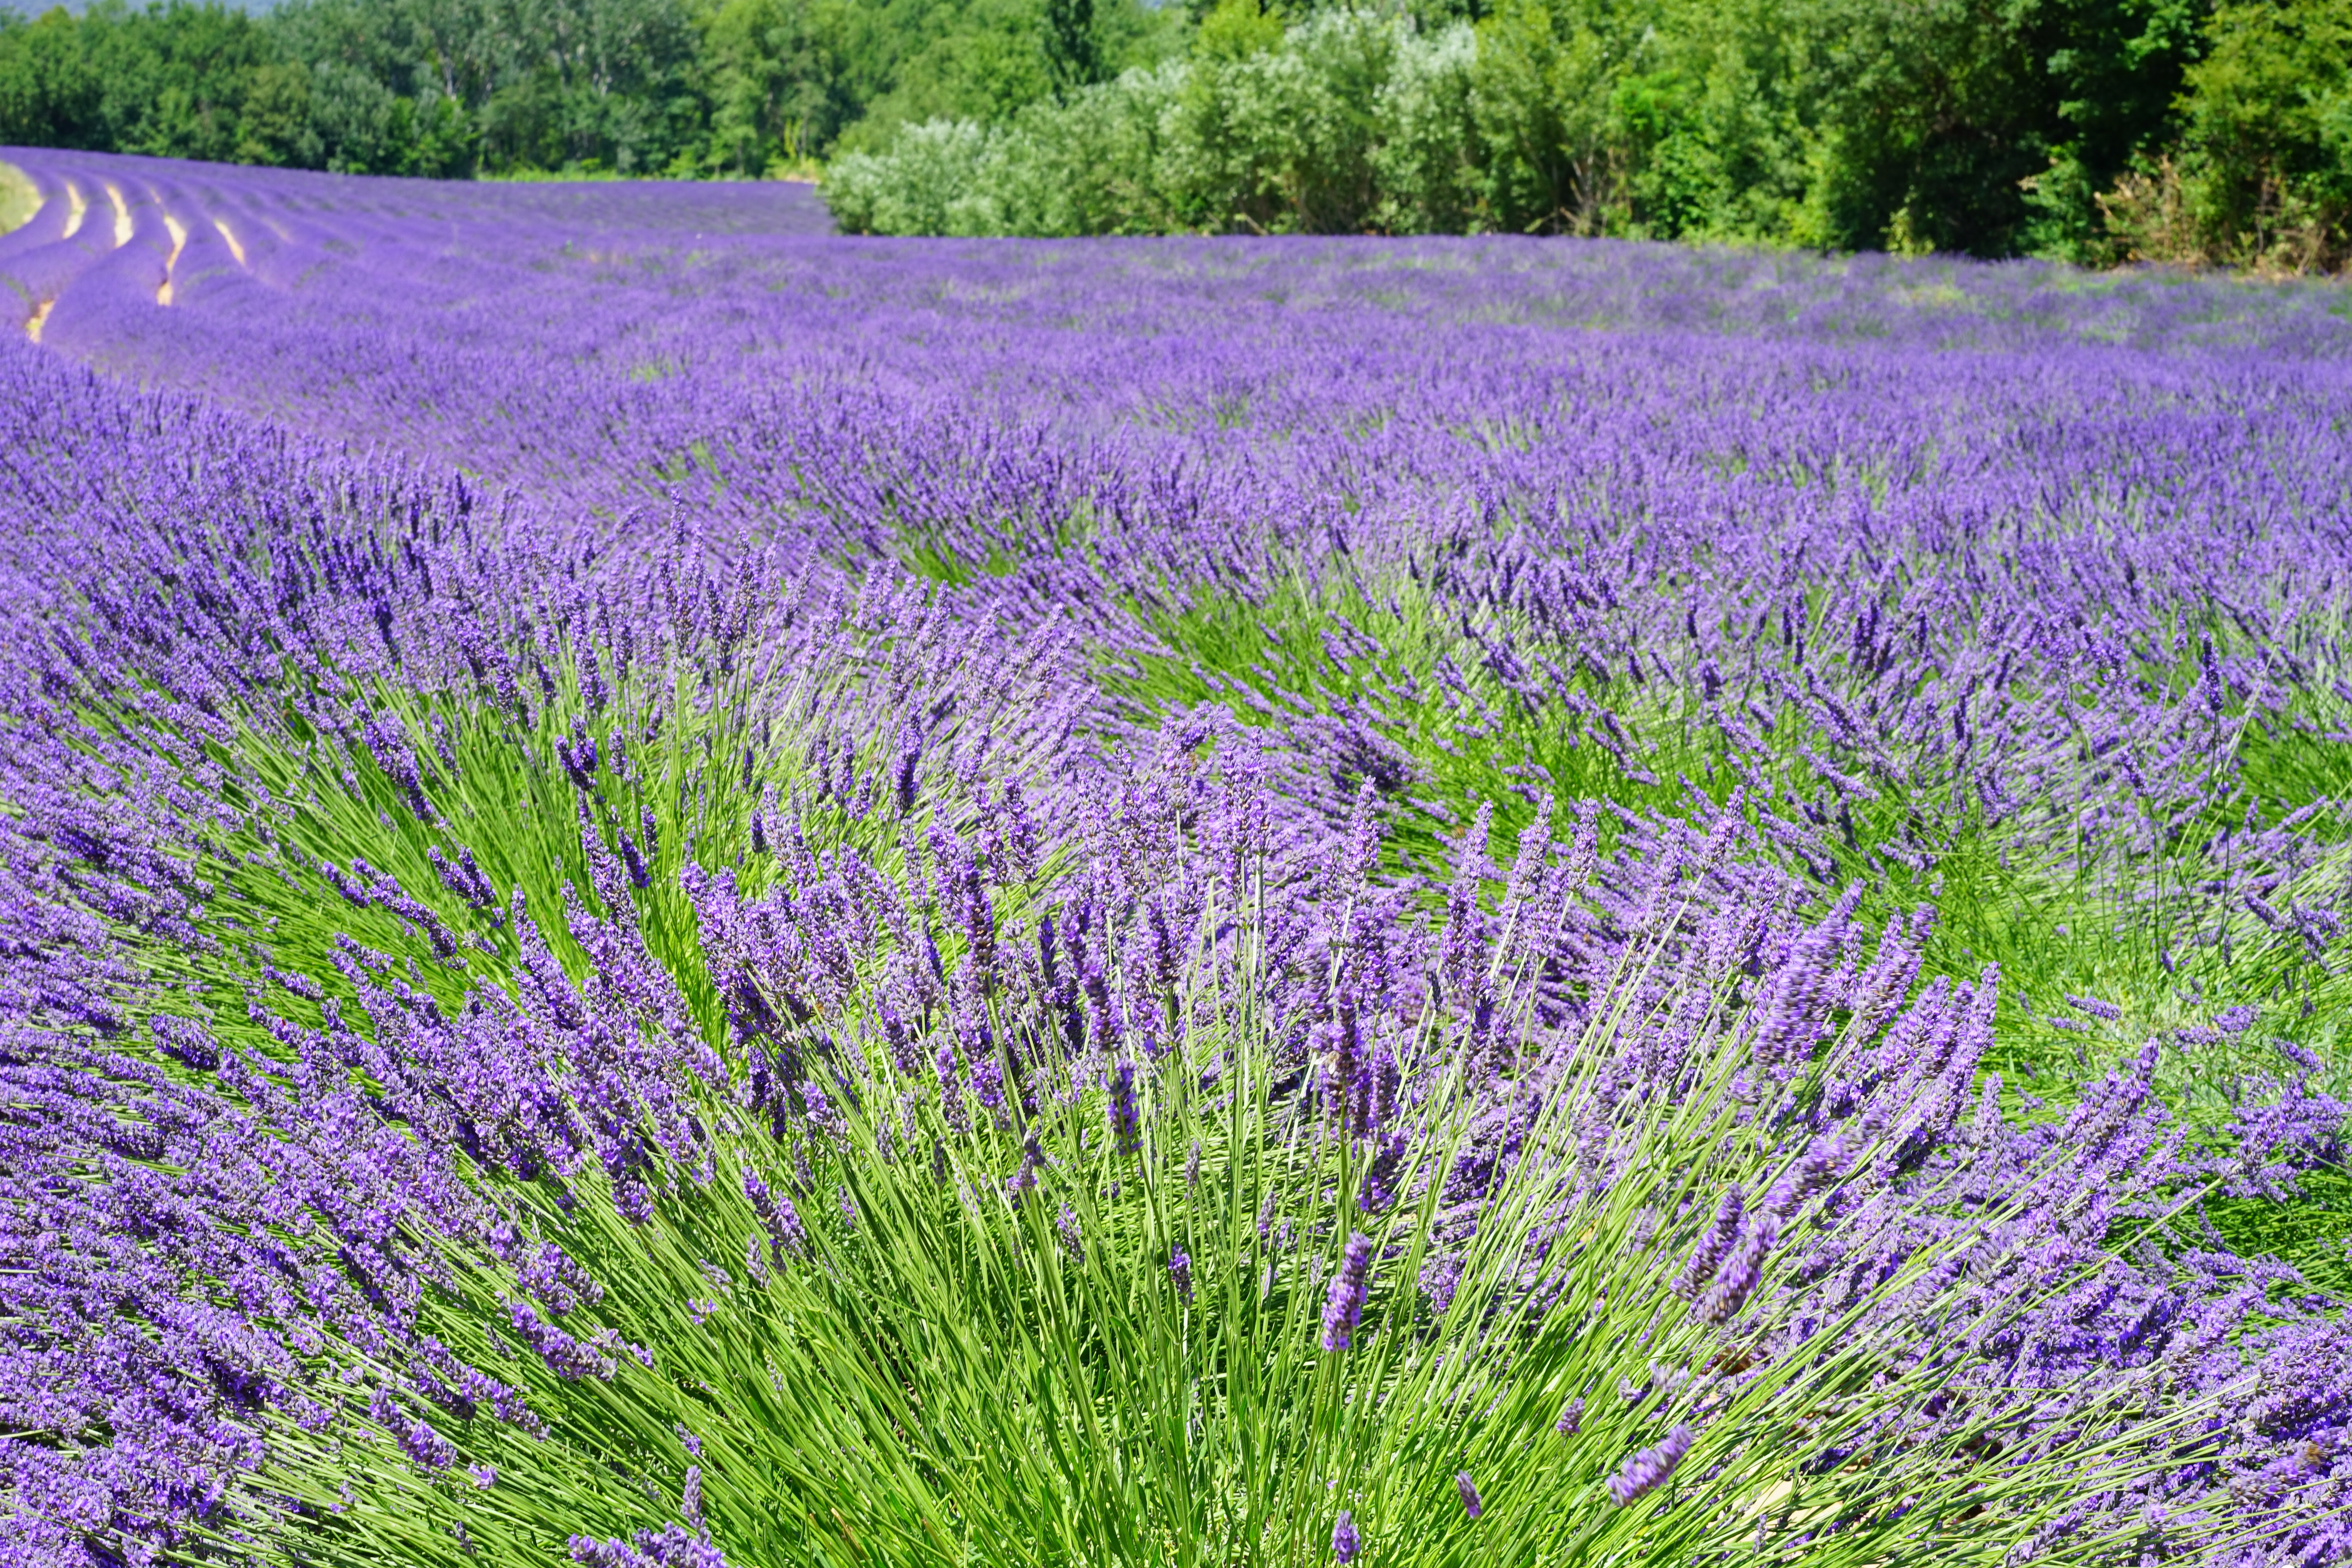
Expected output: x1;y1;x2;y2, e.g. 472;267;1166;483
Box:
158;214;187;304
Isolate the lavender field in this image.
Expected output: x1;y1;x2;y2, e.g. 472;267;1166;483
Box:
4;149;2351;1568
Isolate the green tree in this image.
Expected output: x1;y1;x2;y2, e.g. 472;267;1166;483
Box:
697;0;848;173
2158;0;2351;268
1043;0;1103;96
0;9;108;149
235;59;316;163
1468;0;1656;234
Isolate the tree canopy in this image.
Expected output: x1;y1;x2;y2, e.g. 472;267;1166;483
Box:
0;0;2343;267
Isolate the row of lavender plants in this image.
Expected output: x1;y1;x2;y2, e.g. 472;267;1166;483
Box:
2;150;2348;1567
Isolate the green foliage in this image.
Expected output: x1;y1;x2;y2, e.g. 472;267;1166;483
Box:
1;0;2342;270
0;0;1177;180
2103;0;2352;271
0;0;287;164
822;0;2350;275
697;0;849;173
267;0;711;174
1043;0;1102;94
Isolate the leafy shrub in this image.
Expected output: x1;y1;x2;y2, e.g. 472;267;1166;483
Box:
822;0;2352;273
2102;0;2352;272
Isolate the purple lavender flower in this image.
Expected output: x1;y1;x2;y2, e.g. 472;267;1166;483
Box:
1359;1131;1407;1212
1697;1216;1776;1325
1107;1056;1141;1155
1608;1423;1694;1506
1420;1253;1464;1316
1674;1187;1744;1300
1766;1131;1847;1216
569;1526;728;1568
1169;1247;1193;1303
1332;1510;1360;1563
1311;1231;1374;1352
1455;1471;1483;1520
744;1169;808;1265
1007;1135;1045;1198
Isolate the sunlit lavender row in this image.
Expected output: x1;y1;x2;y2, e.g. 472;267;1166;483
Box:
2;149;2347;1568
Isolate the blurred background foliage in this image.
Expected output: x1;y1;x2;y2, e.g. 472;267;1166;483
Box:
0;0;2345;263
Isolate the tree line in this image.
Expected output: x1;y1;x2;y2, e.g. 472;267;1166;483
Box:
0;0;2345;268
0;0;1178;178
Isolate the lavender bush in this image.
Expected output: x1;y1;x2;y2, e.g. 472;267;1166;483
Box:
1;149;2348;1568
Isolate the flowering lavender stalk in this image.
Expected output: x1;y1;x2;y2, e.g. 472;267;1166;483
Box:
1006;1135;1045;1198
1321;1231;1375;1352
1697;1216;1777;1325
1107;1056;1141;1155
1765;1131;1847;1216
1455;1471;1483;1520
1674;1187;1744;1300
1608;1424;1695;1506
1331;1510;1360;1564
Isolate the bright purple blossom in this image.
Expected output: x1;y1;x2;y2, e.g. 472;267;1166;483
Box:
1608;1424;1695;1506
1332;1510;1360;1563
1322;1232;1375;1352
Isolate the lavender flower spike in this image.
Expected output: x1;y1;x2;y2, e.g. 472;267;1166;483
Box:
1322;1231;1375;1352
1673;1187;1744;1300
1332;1510;1360;1564
1609;1424;1695;1505
1698;1216;1777;1325
1108;1056;1142;1155
1455;1471;1483;1519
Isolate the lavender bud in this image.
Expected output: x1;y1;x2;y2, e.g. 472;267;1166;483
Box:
1321;1231;1375;1352
1674;1187;1744;1299
1332;1510;1360;1563
1108;1057;1141;1156
1698;1217;1777;1325
1608;1423;1694;1506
